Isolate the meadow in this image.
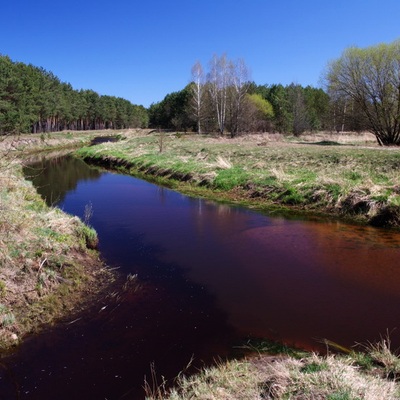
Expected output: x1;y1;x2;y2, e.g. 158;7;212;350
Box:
77;130;400;228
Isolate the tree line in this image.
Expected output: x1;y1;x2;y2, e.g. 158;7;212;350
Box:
148;54;372;137
3;40;400;146
0;55;148;135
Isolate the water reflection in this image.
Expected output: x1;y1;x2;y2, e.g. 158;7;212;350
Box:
42;160;400;351
23;155;102;205
11;155;400;399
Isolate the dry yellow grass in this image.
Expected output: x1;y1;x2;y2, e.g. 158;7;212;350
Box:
77;130;400;227
147;351;400;400
0;131;117;348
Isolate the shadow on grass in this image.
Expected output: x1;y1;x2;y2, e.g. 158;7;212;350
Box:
299;140;353;146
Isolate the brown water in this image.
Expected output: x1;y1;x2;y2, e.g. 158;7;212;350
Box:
2;155;400;399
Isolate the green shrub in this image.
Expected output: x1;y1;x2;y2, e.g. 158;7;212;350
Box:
214;167;248;190
78;225;99;249
280;186;305;205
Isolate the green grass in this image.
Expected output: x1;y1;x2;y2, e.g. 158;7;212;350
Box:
78;224;99;249
327;391;357;400
76;131;400;226
0;142;114;349
214;166;249;190
300;360;329;374
389;195;400;206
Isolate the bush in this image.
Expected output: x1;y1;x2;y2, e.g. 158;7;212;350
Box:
214;167;248;190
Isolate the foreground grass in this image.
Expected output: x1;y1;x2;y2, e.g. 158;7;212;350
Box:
76;130;400;227
0;130;119;349
146;339;400;399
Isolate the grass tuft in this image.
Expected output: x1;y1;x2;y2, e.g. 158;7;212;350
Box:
146;350;400;400
363;335;400;380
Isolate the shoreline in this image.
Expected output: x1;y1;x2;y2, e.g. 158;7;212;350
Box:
0;130;120;349
76;130;400;230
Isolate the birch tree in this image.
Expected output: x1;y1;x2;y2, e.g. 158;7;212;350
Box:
190;61;205;134
207;54;230;134
227;58;250;137
206;54;251;136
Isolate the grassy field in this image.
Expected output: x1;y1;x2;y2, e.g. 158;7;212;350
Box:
76;129;400;228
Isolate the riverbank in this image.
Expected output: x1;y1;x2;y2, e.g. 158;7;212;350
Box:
2;129;400;398
0;130;123;349
146;339;400;399
76;130;400;228
74;130;400;399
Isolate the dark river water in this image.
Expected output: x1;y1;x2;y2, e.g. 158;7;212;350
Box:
2;155;400;399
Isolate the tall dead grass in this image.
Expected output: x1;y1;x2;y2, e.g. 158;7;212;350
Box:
148;347;400;400
0;155;109;348
76;130;400;226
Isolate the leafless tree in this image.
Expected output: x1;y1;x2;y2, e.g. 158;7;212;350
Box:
207;54;230;135
206;54;250;136
227;58;250;137
190;61;205;134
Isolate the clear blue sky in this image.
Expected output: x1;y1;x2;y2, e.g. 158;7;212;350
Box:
2;0;400;107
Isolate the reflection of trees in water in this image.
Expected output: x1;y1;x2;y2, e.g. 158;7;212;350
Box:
23;156;102;205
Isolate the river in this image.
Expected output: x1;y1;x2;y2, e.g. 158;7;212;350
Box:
2;154;400;399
